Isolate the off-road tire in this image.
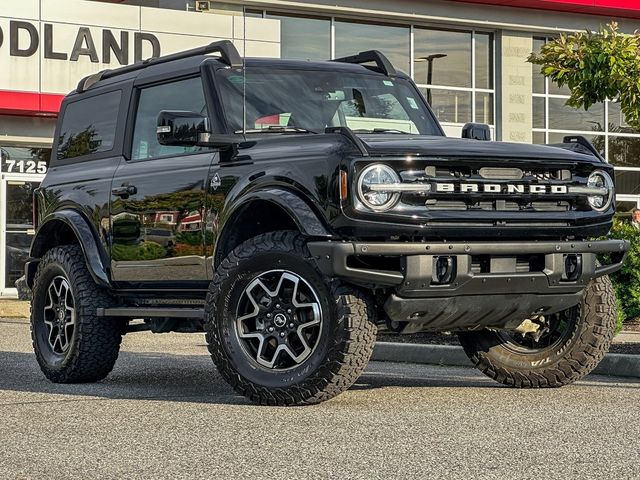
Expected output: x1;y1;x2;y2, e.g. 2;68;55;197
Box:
31;245;122;383
458;274;616;388
205;231;377;406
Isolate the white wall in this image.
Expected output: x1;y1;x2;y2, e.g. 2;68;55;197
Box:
0;0;280;95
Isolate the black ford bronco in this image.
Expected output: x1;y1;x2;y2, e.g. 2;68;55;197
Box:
25;41;628;405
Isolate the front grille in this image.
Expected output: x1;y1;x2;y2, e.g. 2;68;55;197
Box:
424;199;571;212
400;162;581;214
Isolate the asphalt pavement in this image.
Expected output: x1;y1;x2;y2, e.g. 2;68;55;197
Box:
1;317;639;480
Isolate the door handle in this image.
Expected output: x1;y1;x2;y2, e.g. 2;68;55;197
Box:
112;185;137;197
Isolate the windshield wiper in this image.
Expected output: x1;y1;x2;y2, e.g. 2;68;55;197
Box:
352;128;412;134
236;126;319;134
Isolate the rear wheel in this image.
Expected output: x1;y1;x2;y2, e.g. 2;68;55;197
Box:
205;231;377;406
458;275;616;388
30;245;122;383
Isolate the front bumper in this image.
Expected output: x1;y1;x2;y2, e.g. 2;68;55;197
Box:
308;239;628;331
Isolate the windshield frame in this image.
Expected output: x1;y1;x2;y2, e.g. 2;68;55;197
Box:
208;61;445;137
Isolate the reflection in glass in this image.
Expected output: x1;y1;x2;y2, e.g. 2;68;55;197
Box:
475;32;493;89
548;79;571;96
475;92;494;125
57;90;121;160
267;12;330;60
132;77;208;161
218;68;441;135
532;37;546;94
532;131;546;144
414;28;471;88
532;96;545;128
335;20;410;73
5;233;31;286
548;98;604;131
608;136;640;168
608;101;640;134
615;200;638;217
6;182;39;228
422;89;471;124
614;170;640;195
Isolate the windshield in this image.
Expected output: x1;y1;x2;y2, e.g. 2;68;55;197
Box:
216;67;442;136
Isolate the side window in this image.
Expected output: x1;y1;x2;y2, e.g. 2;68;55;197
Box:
57;90;121;160
131;77;208;161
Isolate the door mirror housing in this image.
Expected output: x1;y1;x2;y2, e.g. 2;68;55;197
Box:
462;122;491;141
157;110;209;146
157;110;241;149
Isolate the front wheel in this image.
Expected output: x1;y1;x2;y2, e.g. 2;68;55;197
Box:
205;231;377;406
458;275;617;388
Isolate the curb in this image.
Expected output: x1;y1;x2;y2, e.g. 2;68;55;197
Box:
372;342;640;379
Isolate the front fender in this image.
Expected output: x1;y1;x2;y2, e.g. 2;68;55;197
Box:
28;210;111;289
227;188;333;238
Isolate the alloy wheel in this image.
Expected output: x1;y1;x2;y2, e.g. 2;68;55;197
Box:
235;270;322;370
43;276;76;355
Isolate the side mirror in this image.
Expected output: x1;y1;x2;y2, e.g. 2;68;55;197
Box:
462;122;491;141
157;110;209;146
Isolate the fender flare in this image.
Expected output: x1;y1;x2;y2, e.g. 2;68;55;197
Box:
28;210;111;288
214;188;333;267
224;188;333;238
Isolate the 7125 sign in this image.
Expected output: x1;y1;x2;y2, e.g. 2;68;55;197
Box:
3;159;48;174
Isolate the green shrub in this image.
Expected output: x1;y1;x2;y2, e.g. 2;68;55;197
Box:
606;220;640;324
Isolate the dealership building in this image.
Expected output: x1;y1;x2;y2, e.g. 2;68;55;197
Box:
1;0;639;296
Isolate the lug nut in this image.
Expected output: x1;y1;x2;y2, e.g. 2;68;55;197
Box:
266;313;272;318
288;323;294;328
276;304;281;309
268;326;274;332
287;309;292;314
280;332;286;338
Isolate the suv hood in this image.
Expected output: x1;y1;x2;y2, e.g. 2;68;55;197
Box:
357;134;602;163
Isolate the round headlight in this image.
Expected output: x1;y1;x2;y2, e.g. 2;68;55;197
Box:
357;164;401;212
587;170;614;211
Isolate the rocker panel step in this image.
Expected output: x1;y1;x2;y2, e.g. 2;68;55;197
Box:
96;307;205;319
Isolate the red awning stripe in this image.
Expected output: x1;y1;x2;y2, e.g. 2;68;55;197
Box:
451;0;640;18
0;90;64;116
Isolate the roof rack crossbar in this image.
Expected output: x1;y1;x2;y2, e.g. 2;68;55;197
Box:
331;50;397;77
76;40;242;93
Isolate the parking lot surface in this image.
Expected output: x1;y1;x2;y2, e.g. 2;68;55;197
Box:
1;317;639;480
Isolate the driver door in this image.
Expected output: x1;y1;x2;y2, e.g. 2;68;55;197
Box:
110;75;217;286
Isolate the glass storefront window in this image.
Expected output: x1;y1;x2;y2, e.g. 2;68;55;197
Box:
608;101;640;135
532;97;545;129
266;13;330;60
614;170;640;195
414;28;471;88
615;200;638;216
548;98;604;132
475;32;493;90
532;131;546;144
608;136;640;168
335;20;410;73
423;89;472;124
532;37;546;94
475;92;494;125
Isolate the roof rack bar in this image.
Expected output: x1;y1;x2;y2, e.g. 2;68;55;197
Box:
332;50;397;77
77;40;242;93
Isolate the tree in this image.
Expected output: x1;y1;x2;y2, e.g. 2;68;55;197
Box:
528;22;640;130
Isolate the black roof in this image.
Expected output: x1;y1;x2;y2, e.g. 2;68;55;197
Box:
72;40;407;97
